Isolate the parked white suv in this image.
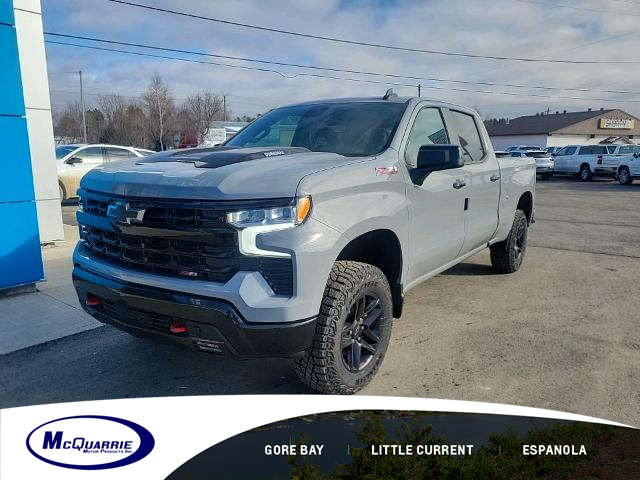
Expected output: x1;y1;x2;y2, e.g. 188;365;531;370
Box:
56;144;155;201
552;145;615;181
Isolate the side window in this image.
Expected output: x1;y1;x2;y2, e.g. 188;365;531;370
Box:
619;146;634;155
592;146;607;155
105;147;134;162
561;146;577;156
74;147;104;164
404;107;449;166
448;110;485;163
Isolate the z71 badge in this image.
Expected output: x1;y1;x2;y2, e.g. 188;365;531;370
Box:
375;166;398;176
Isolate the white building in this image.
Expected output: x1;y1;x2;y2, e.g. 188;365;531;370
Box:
201;121;248;146
487;108;640;151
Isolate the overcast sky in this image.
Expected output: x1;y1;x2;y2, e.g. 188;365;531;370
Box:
43;0;640;119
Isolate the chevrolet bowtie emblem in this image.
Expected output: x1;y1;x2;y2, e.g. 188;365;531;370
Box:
107;201;146;225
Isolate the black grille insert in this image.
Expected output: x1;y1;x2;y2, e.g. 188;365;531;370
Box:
78;192;294;296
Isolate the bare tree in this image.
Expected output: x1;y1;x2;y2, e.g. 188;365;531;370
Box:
54;101;84;143
142;73;175;150
181;92;224;145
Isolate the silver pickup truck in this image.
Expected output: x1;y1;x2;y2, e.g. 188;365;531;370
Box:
72;93;536;394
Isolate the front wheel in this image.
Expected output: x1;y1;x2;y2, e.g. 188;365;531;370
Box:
618;167;633;185
295;261;393;394
59;182;67;203
490;209;528;274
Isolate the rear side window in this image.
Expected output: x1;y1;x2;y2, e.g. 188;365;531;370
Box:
104;148;135;162
448;111;485;163
578;145;607;155
405;107;449;166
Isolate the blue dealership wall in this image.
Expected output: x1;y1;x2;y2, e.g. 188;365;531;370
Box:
0;0;45;289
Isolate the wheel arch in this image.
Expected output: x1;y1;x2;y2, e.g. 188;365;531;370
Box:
516;190;534;225
336;229;404;318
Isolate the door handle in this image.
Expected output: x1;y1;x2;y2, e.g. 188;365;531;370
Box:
490;174;501;182
453;179;467;189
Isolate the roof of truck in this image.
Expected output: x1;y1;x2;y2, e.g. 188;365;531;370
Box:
279;96;477;114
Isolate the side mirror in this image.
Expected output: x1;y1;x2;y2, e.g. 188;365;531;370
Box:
411;144;462;185
66;157;83;165
634;152;639;158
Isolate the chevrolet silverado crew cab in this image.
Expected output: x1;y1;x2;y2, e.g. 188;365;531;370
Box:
72;93;536;394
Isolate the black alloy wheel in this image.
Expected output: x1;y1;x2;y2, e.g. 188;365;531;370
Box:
341;293;383;372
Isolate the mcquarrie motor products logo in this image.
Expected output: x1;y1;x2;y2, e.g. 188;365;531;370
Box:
26;415;155;470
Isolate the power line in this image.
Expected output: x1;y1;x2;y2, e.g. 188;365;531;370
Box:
104;0;640;65
514;0;640;16
44;39;640;104
43;32;640;96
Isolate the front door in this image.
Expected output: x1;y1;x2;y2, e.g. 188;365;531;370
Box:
66;146;105;195
404;106;466;285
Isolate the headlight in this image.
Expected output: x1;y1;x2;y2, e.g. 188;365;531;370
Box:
226;196;312;258
226;196;312;228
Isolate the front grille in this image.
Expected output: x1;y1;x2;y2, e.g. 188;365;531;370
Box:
83;197;227;230
78;192;294;296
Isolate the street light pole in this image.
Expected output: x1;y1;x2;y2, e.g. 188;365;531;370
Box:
79;70;87;143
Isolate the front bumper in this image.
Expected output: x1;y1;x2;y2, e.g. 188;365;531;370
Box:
73;266;316;358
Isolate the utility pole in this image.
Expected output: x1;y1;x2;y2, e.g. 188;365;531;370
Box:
79;70;87;143
223;95;227;121
418;84;421;97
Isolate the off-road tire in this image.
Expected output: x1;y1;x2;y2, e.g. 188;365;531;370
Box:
579;163;593;181
490;209;528;274
295;261;393;395
618;166;633;185
541;172;553;180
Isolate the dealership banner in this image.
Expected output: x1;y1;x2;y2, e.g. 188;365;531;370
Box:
2;396;637;479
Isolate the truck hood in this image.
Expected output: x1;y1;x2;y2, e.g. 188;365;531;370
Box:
80;146;362;200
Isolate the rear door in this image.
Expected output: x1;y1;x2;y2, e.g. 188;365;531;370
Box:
404;106;466;284
444;109;500;254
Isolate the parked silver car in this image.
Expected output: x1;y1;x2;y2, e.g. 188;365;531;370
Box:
56;144;155;201
509;150;554;179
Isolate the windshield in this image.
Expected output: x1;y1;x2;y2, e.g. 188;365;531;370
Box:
226;102;407;157
55;146;77;159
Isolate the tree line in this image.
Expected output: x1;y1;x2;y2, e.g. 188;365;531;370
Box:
53;73;258;150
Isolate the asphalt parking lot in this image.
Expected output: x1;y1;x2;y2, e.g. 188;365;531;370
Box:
2;177;639;425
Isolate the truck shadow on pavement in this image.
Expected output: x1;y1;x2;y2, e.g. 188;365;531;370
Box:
441;262;495;276
0;326;313;408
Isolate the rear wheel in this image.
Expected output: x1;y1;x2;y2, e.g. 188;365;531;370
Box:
295;261;393;394
579;164;593;181
490;209;528;274
618;166;633;185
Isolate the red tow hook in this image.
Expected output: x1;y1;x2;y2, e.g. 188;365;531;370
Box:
170;322;188;334
85;294;103;306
